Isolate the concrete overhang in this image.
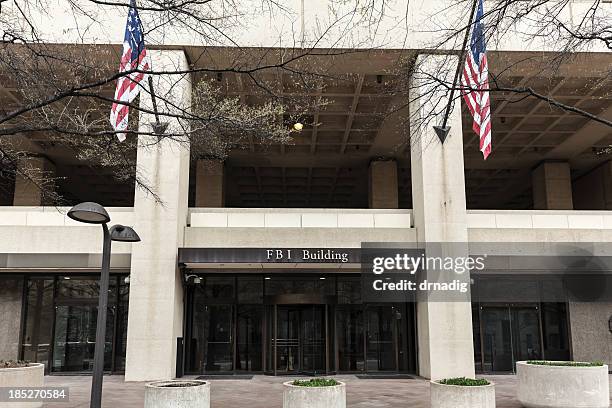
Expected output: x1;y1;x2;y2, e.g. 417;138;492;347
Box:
0;252;131;272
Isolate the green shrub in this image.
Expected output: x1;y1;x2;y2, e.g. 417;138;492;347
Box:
0;360;31;368
526;360;603;367
438;377;490;386
292;378;339;387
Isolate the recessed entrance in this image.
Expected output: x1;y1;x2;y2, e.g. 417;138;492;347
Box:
473;303;570;373
184;274;418;375
269;305;327;374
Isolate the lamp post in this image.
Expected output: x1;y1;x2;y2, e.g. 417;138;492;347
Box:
67;202;140;408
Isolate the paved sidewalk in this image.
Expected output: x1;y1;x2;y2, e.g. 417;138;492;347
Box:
42;374;612;408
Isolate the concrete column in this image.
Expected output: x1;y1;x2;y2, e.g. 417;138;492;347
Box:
573;161;612;210
195;159;224;207
368;160;398;209
409;54;475;380
13;156;55;206
125;50;191;381
532;161;573;210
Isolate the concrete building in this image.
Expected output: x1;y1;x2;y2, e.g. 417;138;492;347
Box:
0;0;611;382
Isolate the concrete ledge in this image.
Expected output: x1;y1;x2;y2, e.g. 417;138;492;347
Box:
468;210;612;230
189;208;412;229
282;381;346;408
516;361;610;408
430;381;495;408
184;226;417;247
0;207;134;227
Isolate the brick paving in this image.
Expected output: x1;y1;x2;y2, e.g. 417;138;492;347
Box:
43;374;612;408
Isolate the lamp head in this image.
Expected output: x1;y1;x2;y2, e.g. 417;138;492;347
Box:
110;225;141;242
67;202;110;224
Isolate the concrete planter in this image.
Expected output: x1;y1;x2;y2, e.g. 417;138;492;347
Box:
517;361;610;408
283;381;346;408
0;363;44;408
430;380;495;408
144;380;210;408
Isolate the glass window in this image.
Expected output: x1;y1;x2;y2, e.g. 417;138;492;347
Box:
365;305;397;371
22;278;54;369
337;277;361;304
481;307;513;372
472;304;482;372
199;305;233;372
236;305;263;371
114;278;130;371
336;306;364;371
541;302;570;361
237;277;263;304
265;277;334;296
52;305;114;372
21;275;128;373
204;277;235;301
56;276;117;303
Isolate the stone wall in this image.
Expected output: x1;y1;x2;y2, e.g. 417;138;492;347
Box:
0;277;23;360
569;301;612;366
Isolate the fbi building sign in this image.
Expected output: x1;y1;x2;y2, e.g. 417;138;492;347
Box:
178;247;359;265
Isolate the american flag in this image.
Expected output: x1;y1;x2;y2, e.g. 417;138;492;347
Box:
109;0;149;142
461;0;491;159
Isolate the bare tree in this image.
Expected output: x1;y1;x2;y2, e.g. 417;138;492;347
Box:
0;0;378;204
400;0;611;136
0;0;610;205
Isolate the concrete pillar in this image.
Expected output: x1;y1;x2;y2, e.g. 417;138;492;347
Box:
13;156;55;206
409;54;475;380
368;160;398;208
195;159;224;207
573;161;612;210
125;50;191;381
532;161;573;210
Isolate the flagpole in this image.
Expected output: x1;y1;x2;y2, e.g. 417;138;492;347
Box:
134;0;168;136
433;0;480;143
148;75;169;135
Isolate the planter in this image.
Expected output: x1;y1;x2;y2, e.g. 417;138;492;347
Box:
144;380;210;408
0;363;44;408
430;380;495;408
517;361;610;408
283;380;346;408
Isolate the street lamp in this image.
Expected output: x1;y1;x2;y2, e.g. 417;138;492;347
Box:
67;202;140;408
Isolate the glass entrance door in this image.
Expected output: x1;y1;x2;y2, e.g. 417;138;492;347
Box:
365;305;398;371
275;307;300;373
336;306;364;371
300;306;326;373
480;305;541;372
511;307;542;362
272;305;327;374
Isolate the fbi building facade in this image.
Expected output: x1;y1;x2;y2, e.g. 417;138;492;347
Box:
0;0;611;381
